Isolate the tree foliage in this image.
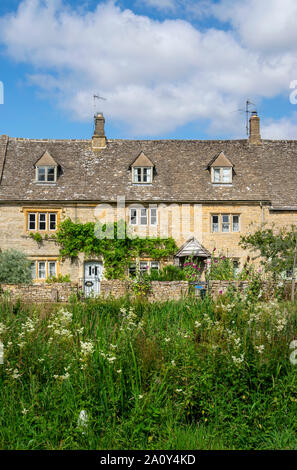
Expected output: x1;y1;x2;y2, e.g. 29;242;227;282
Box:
0;249;32;285
239;225;297;274
54;218;178;279
240;225;297;301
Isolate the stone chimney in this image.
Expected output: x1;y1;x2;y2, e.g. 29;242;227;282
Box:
92;113;106;150
249;111;261;145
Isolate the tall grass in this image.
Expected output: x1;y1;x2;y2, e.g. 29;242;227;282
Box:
0;292;297;450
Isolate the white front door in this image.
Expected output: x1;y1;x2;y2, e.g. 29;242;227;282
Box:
84;262;102;297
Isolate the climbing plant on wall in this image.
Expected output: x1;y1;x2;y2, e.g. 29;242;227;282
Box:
54;218;178;279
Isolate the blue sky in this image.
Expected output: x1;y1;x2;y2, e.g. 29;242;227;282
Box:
0;0;297;140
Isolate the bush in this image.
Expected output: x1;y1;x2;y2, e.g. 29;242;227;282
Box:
46;274;71;283
0;249;32;284
147;265;186;281
206;252;237;280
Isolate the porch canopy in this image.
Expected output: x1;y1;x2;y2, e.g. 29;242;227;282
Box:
175;237;211;259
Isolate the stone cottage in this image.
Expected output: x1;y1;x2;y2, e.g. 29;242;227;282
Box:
0;112;296;295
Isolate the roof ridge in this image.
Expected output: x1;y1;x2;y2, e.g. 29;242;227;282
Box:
9;137;91;143
0;135;9;185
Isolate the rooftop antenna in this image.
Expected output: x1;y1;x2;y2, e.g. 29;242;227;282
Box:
93;93;107;115
236;99;257;136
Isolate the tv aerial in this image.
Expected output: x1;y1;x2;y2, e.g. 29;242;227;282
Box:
93;93;107;114
236;99;257;136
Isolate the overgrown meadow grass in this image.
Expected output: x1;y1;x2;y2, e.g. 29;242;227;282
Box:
0;291;297;450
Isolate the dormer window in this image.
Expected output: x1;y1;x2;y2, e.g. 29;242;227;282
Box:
206;152;234;185
212;167;232;184
37;166;57;182
34;151;58;184
133;167;152;184
130;151;154;184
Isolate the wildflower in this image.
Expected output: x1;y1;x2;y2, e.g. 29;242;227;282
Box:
0;323;8;335
110;343;118;349
171;360;176;366
80;341;94;355
231;354;244;365
117;369;122;374
219;290;223;294
139;395;143;399
22;408;29;415
255;345;265;354
175;389;183;393
194;321;201;328
107;356;116;363
164;337;170;342
12;369;20;379
77;410;88;433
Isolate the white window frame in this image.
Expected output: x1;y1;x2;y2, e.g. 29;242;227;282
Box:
232;215;240;232
128;263;137;277
150;261;159;272
222;214;230;232
38;261;46;279
140;208;148;225
150;208;157;226
128;260;159;277
49;212;57;231
211;215;219;232
211;167;232;184
129;208;138;225
30;262;36;280
36;166;57;183
38;213;47;231
132;167;153;184
28;213;37;231
31;260;58;280
28;211;58;232
139;261;149;276
211;214;240;233
48;261;57;278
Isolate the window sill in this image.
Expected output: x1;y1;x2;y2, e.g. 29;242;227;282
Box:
33;181;57;185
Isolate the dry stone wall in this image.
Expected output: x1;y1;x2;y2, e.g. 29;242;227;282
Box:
0;283;77;303
0;279;295;303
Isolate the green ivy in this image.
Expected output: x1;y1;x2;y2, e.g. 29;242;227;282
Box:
30;232;43;243
54;218;178;279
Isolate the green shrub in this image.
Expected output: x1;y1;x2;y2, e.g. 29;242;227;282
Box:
29;232;43;243
148;265;186;281
206;252;237;280
0;249;32;284
46;274;71;284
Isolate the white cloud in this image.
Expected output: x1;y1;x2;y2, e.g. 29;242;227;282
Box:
262;113;297;139
138;0;177;11
0;0;297;137
213;0;297;54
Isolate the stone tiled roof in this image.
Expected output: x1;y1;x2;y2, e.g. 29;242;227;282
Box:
0;134;296;206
